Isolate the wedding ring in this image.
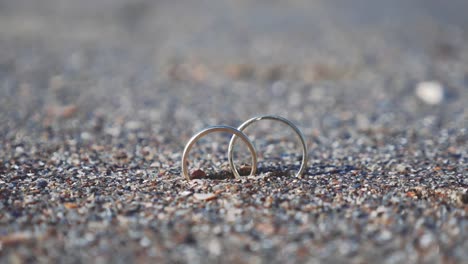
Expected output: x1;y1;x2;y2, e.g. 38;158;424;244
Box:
228;115;308;178
181;125;258;181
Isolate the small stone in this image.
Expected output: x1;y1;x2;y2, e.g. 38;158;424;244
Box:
395;164;407;173
64;202;79;209
15;146;24;154
36;179;48;189
225;63;255;80
190;169;206;179
207;239;222;256
193;193;217;201
80;132;92;140
415;81;444;105
376;229;392;242
113;151;128;160
49;75;64;91
419;233;434;249
150;162;161;168
459;191;468;204
264;196;273;208
105;127;121;137
406;190;418;199
239;165;252;176
356;114;370;130
125;121;142;131
61;105;78;118
140;236;151;247
0;232;33;246
255;222;275;235
180;191;192;197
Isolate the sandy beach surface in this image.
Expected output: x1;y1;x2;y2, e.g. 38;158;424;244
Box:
0;1;467;263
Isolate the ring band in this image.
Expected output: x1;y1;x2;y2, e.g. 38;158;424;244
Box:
181;125;258;181
228;115;308;178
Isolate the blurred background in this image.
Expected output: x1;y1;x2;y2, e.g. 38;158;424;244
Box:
0;0;467;150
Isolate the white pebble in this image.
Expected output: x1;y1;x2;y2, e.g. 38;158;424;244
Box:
81;132;93;141
15;146;24;154
207;239;222;256
419;233;434;249
193;193;217;201
415;81;444;105
140;236;151;247
125;121;142;130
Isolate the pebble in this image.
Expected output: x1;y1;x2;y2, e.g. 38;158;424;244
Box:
415;81;445;105
140;236;151;247
0;232;34;245
395;164;407;173
80;132;93;141
458;191;468;205
207;239;222;256
36;179;48;189
190;169;207;179
193;193;217;201
180;191;193;197
125;121;143;131
376;230;393;243
419;233;434;249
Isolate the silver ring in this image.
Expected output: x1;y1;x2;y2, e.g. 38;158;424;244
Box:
228;115;308;178
181;125;258;181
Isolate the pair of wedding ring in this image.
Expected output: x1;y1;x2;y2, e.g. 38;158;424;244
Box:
181;115;308;181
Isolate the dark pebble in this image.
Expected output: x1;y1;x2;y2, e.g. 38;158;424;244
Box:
461;191;468;204
190;169;206;179
36;179;48;189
